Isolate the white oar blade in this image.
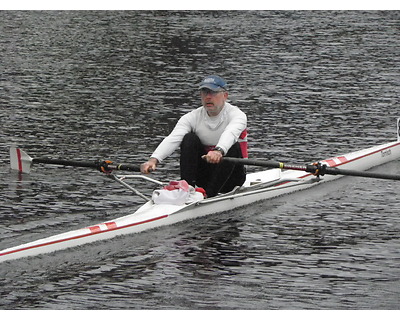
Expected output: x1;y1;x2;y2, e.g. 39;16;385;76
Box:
397;118;400;142
10;147;33;173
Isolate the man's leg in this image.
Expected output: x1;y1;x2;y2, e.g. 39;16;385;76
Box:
206;142;246;197
180;132;207;187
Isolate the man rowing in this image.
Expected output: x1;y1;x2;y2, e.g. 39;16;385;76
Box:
140;75;247;197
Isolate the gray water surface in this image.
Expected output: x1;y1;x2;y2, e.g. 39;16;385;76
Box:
0;11;400;309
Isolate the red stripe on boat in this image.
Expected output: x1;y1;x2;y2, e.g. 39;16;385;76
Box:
89;226;101;233
105;222;117;230
325;159;336;167
0;215;169;258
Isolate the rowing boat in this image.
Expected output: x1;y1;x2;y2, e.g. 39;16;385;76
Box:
1;122;400;263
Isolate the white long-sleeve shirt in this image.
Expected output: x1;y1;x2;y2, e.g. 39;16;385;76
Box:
151;102;247;163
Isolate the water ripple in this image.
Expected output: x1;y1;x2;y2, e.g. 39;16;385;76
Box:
1;10;400;309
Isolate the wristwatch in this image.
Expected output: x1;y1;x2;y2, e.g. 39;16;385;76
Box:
212;147;225;156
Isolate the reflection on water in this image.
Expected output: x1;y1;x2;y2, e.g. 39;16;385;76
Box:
1;11;400;309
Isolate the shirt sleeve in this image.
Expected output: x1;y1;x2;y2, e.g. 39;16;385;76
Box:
150;112;194;163
216;107;247;155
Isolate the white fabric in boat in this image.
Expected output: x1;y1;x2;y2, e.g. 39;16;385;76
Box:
152;180;204;205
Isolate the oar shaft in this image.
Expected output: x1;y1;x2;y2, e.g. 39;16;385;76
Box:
323;166;400;180
223;157;400;181
32;158;140;172
33;158;99;168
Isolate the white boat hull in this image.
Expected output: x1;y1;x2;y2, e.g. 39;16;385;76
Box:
1;140;400;263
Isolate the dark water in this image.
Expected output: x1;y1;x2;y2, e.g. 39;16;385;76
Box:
1;11;400;309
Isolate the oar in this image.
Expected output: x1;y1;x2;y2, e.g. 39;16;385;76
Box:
223;157;400;181
10;147;140;174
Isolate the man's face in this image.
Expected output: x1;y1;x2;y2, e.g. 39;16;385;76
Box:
200;88;228;116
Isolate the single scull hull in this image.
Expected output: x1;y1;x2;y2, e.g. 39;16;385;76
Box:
1;140;400;263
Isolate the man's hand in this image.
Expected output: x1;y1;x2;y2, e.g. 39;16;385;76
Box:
140;158;158;174
202;150;223;164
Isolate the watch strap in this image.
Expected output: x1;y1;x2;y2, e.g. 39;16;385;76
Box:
212;147;225;156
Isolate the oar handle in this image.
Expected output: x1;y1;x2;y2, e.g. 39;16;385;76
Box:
107;163;141;172
223;157;307;171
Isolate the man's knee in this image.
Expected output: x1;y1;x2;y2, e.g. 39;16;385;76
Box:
181;132;201;149
225;142;243;158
